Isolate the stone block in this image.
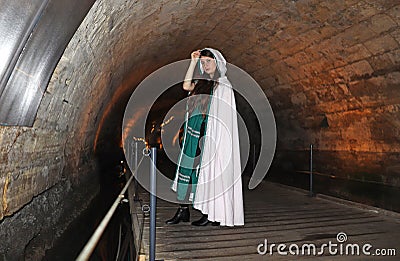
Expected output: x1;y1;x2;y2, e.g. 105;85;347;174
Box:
390;28;400;46
271;60;293;84
363;0;399;11
354;1;380;20
364;34;399;55
387;5;400;25
267;50;283;64
351;74;390;99
387;71;400;86
290;92;307;106
304;46;325;64
317;24;339;40
311;5;332;24
367;14;397;34
284;52;305;68
339;21;377;47
344;44;372;63
314;87;338;103
348;60;374;80
318;38;347;67
259;76;279;88
368;52;396;72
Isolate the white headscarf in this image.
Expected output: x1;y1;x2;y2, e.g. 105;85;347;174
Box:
199;48;227;77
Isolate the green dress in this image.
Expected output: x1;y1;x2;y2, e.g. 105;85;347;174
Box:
176;106;207;201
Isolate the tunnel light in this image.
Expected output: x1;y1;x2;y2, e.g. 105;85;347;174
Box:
160;115;174;128
132;137;146;143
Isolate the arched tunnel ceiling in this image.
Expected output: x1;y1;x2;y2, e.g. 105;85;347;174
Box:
39;0;399;154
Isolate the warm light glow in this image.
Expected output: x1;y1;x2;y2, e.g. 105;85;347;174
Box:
133;137;146;143
93;69;148;153
121;107;146;145
172;129;180;147
93;83;128;152
160;116;174;128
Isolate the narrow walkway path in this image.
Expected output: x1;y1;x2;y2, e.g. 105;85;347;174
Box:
137;178;399;260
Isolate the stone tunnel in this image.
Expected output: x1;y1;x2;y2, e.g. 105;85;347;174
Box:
0;0;399;259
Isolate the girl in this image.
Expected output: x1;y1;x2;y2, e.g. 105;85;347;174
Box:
167;48;244;227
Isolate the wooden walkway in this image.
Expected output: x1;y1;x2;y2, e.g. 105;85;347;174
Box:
132;178;400;260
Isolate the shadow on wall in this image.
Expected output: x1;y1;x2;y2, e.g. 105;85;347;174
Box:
43;142;129;260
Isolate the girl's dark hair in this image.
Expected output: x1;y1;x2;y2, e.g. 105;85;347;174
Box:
188;80;214;117
188;49;219;117
200;49;214;58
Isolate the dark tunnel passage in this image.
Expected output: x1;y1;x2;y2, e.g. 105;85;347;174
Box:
0;0;400;259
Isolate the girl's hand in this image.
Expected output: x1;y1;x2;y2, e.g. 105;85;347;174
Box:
191;50;201;61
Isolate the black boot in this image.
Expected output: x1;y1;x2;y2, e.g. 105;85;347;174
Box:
166;206;190;224
191;214;210;226
211;221;220;226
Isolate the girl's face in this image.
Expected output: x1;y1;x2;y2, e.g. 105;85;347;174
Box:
200;56;217;76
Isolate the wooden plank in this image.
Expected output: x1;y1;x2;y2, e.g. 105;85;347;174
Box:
132;179;400;260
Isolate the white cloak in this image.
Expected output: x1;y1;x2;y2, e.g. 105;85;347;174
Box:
193;48;244;226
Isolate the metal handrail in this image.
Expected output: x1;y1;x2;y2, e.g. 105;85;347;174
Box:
149;147;157;261
134;196;147;261
76;154;146;261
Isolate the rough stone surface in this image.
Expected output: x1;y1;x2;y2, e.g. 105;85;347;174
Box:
0;0;399;258
0;172;99;260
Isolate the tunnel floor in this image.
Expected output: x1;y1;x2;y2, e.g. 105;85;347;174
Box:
135;177;400;260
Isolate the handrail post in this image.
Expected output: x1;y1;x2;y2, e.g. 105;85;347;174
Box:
309;144;314;197
149;147;157;261
134;140;139;200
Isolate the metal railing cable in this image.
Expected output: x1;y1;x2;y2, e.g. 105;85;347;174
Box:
133;198;149;261
76;153;146;261
115;224;122;261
